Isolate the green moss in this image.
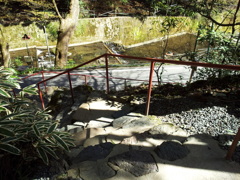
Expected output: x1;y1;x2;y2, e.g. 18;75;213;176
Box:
5;16;199;49
147;115;162;125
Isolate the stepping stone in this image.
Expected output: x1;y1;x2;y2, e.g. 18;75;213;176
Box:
87;117;114;128
149;123;177;136
108;150;158;177
106;127;145;144
73;100;121;122
154;140;189;161
72;128;108;146
67;125;84;134
76;160;115;180
83;135;107;147
74;142;115;163
112;112;143;128
97;160;116;180
122;116;155;129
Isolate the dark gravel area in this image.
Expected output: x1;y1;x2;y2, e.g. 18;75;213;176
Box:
150;97;240;136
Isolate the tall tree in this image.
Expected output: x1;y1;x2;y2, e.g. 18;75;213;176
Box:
52;0;80;68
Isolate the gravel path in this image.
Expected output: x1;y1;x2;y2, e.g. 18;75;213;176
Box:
147;96;240;137
160;105;240;136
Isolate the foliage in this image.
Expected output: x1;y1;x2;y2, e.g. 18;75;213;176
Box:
0;67;75;178
177;0;240;31
12;57;23;68
0;0;54;26
193;24;239;80
46;21;59;41
133;0;194;16
155;16;182;85
65;59;77;69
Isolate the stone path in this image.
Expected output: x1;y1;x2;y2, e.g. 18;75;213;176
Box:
55;94;240;180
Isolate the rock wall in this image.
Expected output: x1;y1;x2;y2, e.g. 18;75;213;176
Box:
73;16;197;46
5;16;197;50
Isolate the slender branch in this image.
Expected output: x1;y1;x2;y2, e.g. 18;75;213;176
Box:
231;0;240;34
52;0;63;19
200;12;240;26
215;9;233;31
0;26;3;37
179;0;240;27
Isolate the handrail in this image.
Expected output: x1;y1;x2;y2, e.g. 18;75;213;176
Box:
35;53;240;114
36;54;106;109
105;53;240;70
37;54;105;85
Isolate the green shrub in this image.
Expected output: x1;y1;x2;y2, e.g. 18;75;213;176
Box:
46;22;59;41
12;57;23;68
65;59;76;69
0;67;75;178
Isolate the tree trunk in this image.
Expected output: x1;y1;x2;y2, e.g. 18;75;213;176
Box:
55;19;76;68
0;27;11;68
54;0;79;68
0;42;10;68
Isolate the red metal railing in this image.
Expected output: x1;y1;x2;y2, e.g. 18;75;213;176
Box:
106;53;240;115
34;53;240;112
22;53;240;160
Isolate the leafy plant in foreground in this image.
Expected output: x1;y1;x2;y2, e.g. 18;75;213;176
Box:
0;67;75;178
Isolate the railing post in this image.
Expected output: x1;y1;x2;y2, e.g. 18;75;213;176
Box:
145;61;155;116
124;79;127;90
67;72;75;104
41;71;47;92
38;84;45;109
226;127;240;160
105;54;110;94
84;75;87;85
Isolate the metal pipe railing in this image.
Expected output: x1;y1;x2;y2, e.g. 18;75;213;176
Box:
105;54;110;94
226;127;240;160
105;53;240;71
36;54;106;109
26;53;240;113
21;53;240;161
67;72;74;104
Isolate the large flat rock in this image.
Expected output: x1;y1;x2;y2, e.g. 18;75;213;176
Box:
72;100;121;123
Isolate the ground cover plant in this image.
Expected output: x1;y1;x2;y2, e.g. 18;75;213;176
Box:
0;67;75;179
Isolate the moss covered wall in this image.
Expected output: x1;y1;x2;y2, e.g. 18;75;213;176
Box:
4;16;198;49
72;16;197;45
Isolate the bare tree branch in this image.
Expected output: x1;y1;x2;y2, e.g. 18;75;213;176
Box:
52;0;63;19
231;0;240;34
199;13;240;27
